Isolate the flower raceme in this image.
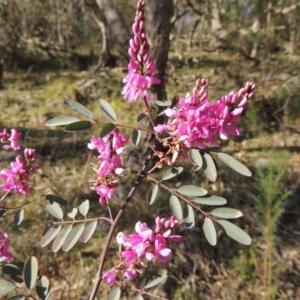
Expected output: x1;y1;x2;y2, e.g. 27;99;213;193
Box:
122;0;160;103
0;232;13;262
88;128;129;206
102;216;183;287
0;128;21;150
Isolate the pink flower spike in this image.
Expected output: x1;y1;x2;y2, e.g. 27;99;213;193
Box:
102;268;117;287
0;233;13;262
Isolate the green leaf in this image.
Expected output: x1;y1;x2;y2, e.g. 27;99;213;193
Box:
177;185;207;197
190;149;203;170
217;220;252;245
67;208;78;219
100;123;116;138
132;129;141;146
64;99;94;119
193;195;227;206
63;223;85;252
184;205;195;230
0;280;16;295
40;224;62;247
98;99;117;121
79;200;89;217
2;261;24;284
36;275;50;300
211;208;243;219
133;295;144;300
0;209;7;221
203;218;217;246
45;116;80;127
14;209;24;229
144;270;168;289
137;113;148;123
64;120;93;132
216;152;251;177
147;185;159;205
24;256;38;290
52;225;73;253
81;220;98;243
45;195;68;206
46;203;63;219
108;287;121;300
203;153;217;182
162;166;183;181
169;195;183;220
155;100;171;107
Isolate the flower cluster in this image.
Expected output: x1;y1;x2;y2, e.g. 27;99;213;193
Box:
0;128;21;150
88;128;129;206
154;79;255;149
0;232;13;262
102;216;183;287
121;0;160;103
0;148;41;195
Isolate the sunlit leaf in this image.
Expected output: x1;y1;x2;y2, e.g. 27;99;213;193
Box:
147;185;159;205
64;99;94;119
46;203;63;219
144;270;168;289
203;152;217;182
132;129;141;146
14;209;24;229
40;225;62;247
217;153;252;177
81;220;98;243
0;209;7;221
133;295;144;300
45;195;68;206
64;120;93;132
36;275;50;300
155;100;171;107
98;99;117;121
203;218;217;246
0;280;16;295
162;166;183;181
211;208;243;219
52;225;72;253
63;223;85;252
193;195;227;206
169;195;183;220
108;287;121;300
217;220;252;245
45;116;80;127
2;261;24;284
67;208;78;219
190;149;203;170
24;256;38;290
184;205;195;230
177;185;207;197
137;113;148;123
79;200;89;217
100;123;116;138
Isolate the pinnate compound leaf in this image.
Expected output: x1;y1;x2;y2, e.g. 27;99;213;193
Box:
144;270;168;289
203;218;217;246
100;123;116;138
177;185;207;197
81;220;98;243
63;223;85;252
46;203;63;219
193;195;227;206
14;209;24;229
0;209;7;221
98;99;117;121
52;225;73;252
67;208;78;219
108;287;121;300
2;261;24;284
190;149;203;170
64;120;93;132
155;100;171;107
64;99;94;119
36;275;50;300
211;208;243;219
45;116;80;127
40;225;62;247
134;295;144;300
0;280;16;295
46;195;68;206
169;195;183;220
184;205;195;230
203;152;217;182
147;185;159;205
137;113;148;123
6;295;26;300
162;166;183;181
132;129;141;146
217;152;251;177
217;220;252;245
24;256;38;290
79;200;89;217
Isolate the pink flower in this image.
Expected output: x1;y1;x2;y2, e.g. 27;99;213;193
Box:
0;128;21;150
102;268;117;287
0;233;13;262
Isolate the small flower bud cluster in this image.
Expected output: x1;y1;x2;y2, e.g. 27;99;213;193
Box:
122;0;160;103
102;216;183;287
0;232;13;262
0;148;41;195
0;128;21;150
88;129;129;206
